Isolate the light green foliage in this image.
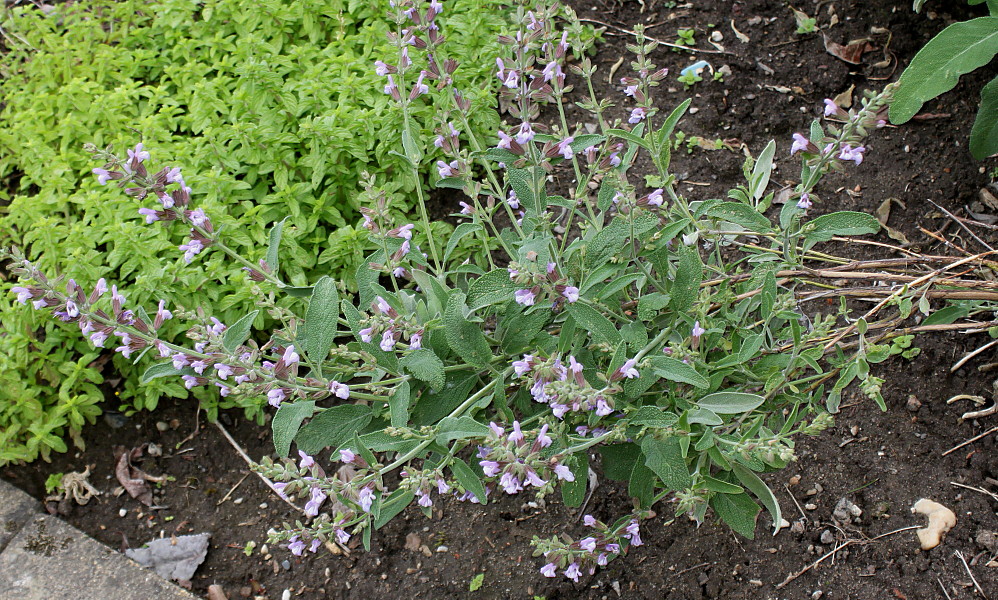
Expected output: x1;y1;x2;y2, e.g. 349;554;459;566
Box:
44;472;65;495
890;2;998;159
674;28;695;48
0;0;504;463
469;573;485;592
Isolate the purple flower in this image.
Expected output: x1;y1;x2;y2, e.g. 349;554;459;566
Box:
514;289;536;306
502;69;519;89
396;223;414;240
556;136;575;160
329;381;350;399
111;285;126;307
409;331;422;349
182;375;199;389
459;201;473;215
309;539;321;553
646;188;664;207
540;563;558;578
543;61;564;83
340;449;356;463
436;478;450;494
823;98;840;117
127;143;150;164
92;168;112;185
579;537;597;552
790;132;810;156
358;486;375;513
90;331;108;348
536;424;552;448
304;486;327;517
93;278;107;299
384;74;398;97
625;520;642;546
691;321;706;338
499;471;523;494
190;360;208;375
166;167;183;184
335;529;351;544
214;363;234;380
497;130;513;149
380;330;396;352
359;327;374;343
11;286;32;304
137;208;159;224
288;536;305;556
282;345;299;365
583;515;597;527
564;562;581;582
509;421;524;444
838;144;865;165
619;358;640;379
374;60;391;76
188;208;208;228
595;398;612;416
179;239;204;263
516;122;534;145
171;353;190;369
480;460;501;477
512;355;533;376
506;190;519;209
797;192;812;210
553;463;575;482
437;160;457;178
417;490;433;507
268;388;286;408
525;469;547;488
628;107;646;124
410;70;429;99
624;84;638;97
298;450;315;469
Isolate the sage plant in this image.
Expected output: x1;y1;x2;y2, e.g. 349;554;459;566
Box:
5;0;907;583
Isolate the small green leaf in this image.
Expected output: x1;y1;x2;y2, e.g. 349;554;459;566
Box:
710;492;760;539
436;416;490;445
222;310;259;353
467;269;518;311
641;436;692;492
388;381;411;428
402;128;423;164
649;356;710;389
294;405;373;454
971;75;998;159
444;292;493;368
303;276;339;365
374;488;414;529
140;362;196;385
598;443;641;481
703;476;744;494
696;391;765;414
445;223;483;263
705;202;773;232
469;573;485;592
890;17;998;124
266;217;288;275
450;457;487;505
567;303;622;347
732;463;783;535
560;453;588;508
749;140;776;202
629;461;655;507
670;244;702;313
272;401;317;457
608;128;651;149
803;211;880;250
628;406;680;428
400;348;446;391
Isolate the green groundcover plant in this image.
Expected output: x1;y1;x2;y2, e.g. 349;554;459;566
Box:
0;0;513;463
6;0;993;583
891;0;998;158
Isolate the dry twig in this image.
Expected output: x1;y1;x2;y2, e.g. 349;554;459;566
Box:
212;421;303;514
942;425;998;456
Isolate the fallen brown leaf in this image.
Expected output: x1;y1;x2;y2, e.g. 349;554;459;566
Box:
823;34;876;64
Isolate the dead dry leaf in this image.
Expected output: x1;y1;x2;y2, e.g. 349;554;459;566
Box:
113;445;167;506
823;34;876;64
730;20;750;43
125;533;211;586
833;84;855;109
876;197;911;245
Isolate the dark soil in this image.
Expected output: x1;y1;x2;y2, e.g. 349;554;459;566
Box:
5;1;998;599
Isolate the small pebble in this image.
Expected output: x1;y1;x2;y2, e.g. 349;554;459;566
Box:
259;502;268;509
804;503;817;510
435;545;448;553
233;497;244;505
281;560;291;571
119;508;128;518
710;31;723;42
281;590;291;600
812;591;824;599
156;421;169;432
820;530;835;545
906;395;922;412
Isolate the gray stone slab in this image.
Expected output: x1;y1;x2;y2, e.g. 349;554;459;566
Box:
0;479;40;552
0;515;198;600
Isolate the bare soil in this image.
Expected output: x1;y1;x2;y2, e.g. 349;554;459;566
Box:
4;1;998;599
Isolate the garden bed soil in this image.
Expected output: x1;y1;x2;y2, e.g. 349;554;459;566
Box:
4;0;998;598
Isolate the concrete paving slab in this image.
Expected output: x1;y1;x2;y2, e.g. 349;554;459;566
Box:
0;514;198;600
0;479;39;552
